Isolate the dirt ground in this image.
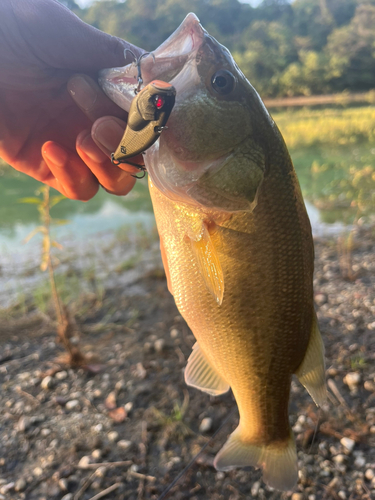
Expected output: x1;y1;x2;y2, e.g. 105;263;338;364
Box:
0;227;374;500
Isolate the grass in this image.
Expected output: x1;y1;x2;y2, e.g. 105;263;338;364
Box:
273;105;375;149
271;105;375;224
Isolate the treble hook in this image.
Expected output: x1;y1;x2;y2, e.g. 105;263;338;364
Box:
123;49;156;94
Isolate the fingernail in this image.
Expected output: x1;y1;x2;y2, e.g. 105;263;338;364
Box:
93;119;125;153
43;143;68;168
68;75;98;111
80;132;108;163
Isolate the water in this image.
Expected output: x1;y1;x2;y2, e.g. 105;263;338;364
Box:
0;151;351;259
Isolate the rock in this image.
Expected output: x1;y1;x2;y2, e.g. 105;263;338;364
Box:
370;426;375;434
308;496;316;500
124;402;133;413
251;481;261;496
104;392;117;410
14;478;26;492
340;437;355;453
154;338;165;353
41;376;54;390
107;431;119;442
365;469;375;481
364;380;375;392
135;363;147;379
61;494;73;500
41;428;51;437
338;492;346;500
354;455;366;468
314;293;327;305
0;483;14;495
58;478;68;492
170;328;179;338
78;456;91;469
291;494;304;500
17;416;31;432
92;449;102;459
55;370;68;380
343;372;361;391
117;440;132;451
65;400;80;411
33;467;43;477
333;454;346;464
199;417;212;433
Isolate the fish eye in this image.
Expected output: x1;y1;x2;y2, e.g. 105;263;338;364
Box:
211;70;235;95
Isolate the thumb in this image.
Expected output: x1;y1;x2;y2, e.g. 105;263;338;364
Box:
10;0;143;72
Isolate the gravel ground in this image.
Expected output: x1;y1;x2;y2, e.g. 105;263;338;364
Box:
0;227;374;500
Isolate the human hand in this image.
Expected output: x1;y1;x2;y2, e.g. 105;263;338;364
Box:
0;0;143;200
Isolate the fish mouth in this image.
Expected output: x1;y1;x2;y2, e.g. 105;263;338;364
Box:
99;13;206;112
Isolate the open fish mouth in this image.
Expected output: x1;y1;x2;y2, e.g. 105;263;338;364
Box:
99;13;206;112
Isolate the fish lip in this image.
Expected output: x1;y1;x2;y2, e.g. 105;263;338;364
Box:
99;13;206;112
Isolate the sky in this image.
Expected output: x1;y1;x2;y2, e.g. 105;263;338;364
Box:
74;0;264;8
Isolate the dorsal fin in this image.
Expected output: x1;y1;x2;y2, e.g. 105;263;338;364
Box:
189;222;224;305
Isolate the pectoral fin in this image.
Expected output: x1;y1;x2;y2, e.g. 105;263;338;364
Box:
185;343;230;396
189;223;224;305
295;313;326;406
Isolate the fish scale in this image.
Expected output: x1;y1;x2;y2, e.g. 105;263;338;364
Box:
100;12;326;491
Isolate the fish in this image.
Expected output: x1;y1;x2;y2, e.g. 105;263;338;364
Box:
99;13;326;491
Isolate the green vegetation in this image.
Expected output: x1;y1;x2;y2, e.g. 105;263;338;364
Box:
61;0;375;98
273;106;375;223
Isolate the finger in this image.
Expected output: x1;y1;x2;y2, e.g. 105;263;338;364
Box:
77;130;137;196
91;116;145;173
42;141;99;201
67;74;127;123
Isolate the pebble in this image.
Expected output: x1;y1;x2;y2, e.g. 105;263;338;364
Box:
365;469;375;480
333;454;346;464
338;492;346;500
41;376;54;390
78;456;91;468
17;416;31;432
33;467;43;477
343;372;361;391
61;494;73;500
370;426;375;434
117;440;132;451
251;481;261;496
291;494;304;500
170;328;179;338
0;483;14;495
65;400;80;411
199;417;212;433
308;496;316;500
354;455;366;467
314;293;327;305
58;478;68;491
124;402;133;413
14;478;26;492
108;431;119;442
154;338;165;353
92;449;102;459
55;371;68;380
364;380;375;392
340;437;355;453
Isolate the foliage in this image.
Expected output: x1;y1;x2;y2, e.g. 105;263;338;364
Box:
63;0;375;98
273;106;375;223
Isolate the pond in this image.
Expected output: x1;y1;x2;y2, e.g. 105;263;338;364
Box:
2;104;375;259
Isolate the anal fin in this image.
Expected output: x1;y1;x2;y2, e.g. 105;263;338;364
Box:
189;222;224;305
295;312;326;406
185;343;230;396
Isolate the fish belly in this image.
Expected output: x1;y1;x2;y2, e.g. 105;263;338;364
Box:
149;170;316;490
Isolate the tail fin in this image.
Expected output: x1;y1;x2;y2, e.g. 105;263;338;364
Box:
214;426;297;491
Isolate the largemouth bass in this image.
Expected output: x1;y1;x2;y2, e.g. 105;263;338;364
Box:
100;13;326;491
